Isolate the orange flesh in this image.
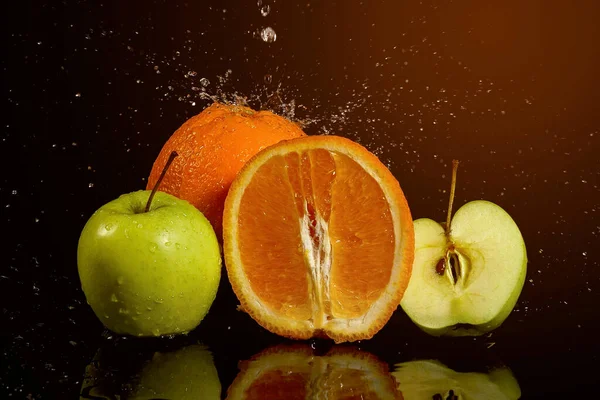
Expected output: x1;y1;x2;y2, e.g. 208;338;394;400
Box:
237;149;395;324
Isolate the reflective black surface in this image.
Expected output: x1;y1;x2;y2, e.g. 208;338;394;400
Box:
3;0;599;398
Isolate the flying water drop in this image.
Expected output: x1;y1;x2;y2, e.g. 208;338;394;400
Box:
260;27;277;43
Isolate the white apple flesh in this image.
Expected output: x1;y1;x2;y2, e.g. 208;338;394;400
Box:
400;200;527;336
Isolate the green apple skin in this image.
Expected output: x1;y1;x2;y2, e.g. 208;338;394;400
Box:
80;344;221;400
400;200;527;336
77;190;221;337
392;359;521;400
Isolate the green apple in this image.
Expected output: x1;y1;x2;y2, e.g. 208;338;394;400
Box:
80;344;221;399
77;152;222;336
400;161;527;336
392;359;521;400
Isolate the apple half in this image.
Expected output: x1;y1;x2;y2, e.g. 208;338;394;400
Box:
401;161;527;336
401;199;527;336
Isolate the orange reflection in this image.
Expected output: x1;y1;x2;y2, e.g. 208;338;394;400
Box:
227;344;401;400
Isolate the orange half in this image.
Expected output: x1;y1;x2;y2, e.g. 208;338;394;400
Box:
226;345;401;400
223;135;414;342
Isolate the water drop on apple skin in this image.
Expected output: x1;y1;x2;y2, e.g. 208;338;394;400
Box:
164;241;172;247
110;294;118;302
152;328;160;336
149;244;157;253
104;223;113;231
117;276;124;285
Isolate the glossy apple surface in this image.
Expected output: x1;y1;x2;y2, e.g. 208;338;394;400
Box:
77;190;221;337
400;200;527;336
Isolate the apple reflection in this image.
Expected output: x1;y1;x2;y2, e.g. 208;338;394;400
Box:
80;340;221;399
392;359;521;400
226;344;400;400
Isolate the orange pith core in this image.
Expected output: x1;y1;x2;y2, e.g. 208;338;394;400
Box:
237;148;395;327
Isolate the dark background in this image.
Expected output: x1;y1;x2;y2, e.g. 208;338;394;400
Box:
2;0;599;398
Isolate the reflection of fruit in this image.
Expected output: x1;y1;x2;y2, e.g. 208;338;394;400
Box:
226;345;400;400
223;135;414;342
80;344;221;399
77;187;221;337
147;102;307;237
392;359;521;400
133;345;221;399
400;161;527;336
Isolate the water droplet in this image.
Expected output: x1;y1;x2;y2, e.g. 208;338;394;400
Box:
165;241;172;247
111;294;118;302
152;328;160;336
260;4;270;16
199;77;210;87
88;183;94;188
154;298;164;304
260;27;277;43
149;244;157;253
75;92;81;98
11;190;17;195
137;223;143;229
105;223;113;231
117;276;124;285
175;243;181;249
118;308;129;315
264;74;272;84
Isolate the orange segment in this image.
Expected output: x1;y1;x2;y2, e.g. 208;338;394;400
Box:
329;152;396;319
224;135;414;342
226;345;401;400
238;155;310;321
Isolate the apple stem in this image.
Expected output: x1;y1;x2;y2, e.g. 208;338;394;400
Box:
144;151;178;213
445;160;459;236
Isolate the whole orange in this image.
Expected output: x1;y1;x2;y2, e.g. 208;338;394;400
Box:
147;102;307;237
